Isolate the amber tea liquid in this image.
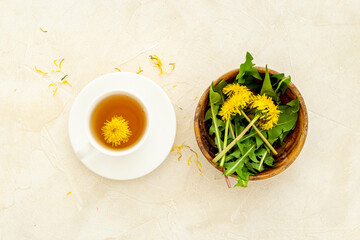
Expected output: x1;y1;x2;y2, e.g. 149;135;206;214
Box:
90;94;147;150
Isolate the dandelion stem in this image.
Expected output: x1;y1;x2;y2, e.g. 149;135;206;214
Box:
213;115;259;163
240;109;278;155
228;122;242;150
210;90;223;153
223;167;232;188
220;120;230;167
258;151;267;171
224;143;256;176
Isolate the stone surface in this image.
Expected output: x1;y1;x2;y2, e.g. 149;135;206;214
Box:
1;0;359;239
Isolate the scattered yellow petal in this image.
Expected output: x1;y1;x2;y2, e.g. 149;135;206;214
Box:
96;207;99;211
149;54;164;75
194;160;202;167
102;116;132;146
173;85;177;87
194;160;202;174
53;59;58;67
171;145;201;174
114;67;121;72
194;96;198;100
48;83;58;96
188;146;198;159
169;62;176;71
53;87;58;95
66;192;72;197
34;66;48;76
40;27;47;33
51;70;61;72
136;66;143;74
59;58;64;70
171;146;183;161
62;80;72;87
14;89;17;92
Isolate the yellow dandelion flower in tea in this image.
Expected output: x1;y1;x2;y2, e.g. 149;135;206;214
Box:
101;116;132;146
251;94;280;130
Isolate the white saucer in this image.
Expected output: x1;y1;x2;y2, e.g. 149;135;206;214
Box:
68;72;176;180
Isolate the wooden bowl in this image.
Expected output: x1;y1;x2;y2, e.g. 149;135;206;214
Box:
194;67;308;180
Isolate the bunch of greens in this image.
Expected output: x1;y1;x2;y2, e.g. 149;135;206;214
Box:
204;52;299;187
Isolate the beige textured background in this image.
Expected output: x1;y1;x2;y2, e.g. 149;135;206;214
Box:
1;0;360;239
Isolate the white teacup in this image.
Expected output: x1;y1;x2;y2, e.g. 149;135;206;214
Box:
78;90;150;158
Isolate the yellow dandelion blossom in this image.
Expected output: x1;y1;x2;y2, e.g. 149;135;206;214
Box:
219;86;253;120
101;116;132;146
219;97;241;120
251;94;280;130
231;91;253;109
223;83;252;99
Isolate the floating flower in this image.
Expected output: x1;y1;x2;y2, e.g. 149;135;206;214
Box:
101;116;132;146
251;94;280;130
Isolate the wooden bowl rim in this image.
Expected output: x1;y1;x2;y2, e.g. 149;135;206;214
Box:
194;67;308;180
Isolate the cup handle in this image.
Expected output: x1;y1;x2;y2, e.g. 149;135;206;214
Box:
76;142;98;164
